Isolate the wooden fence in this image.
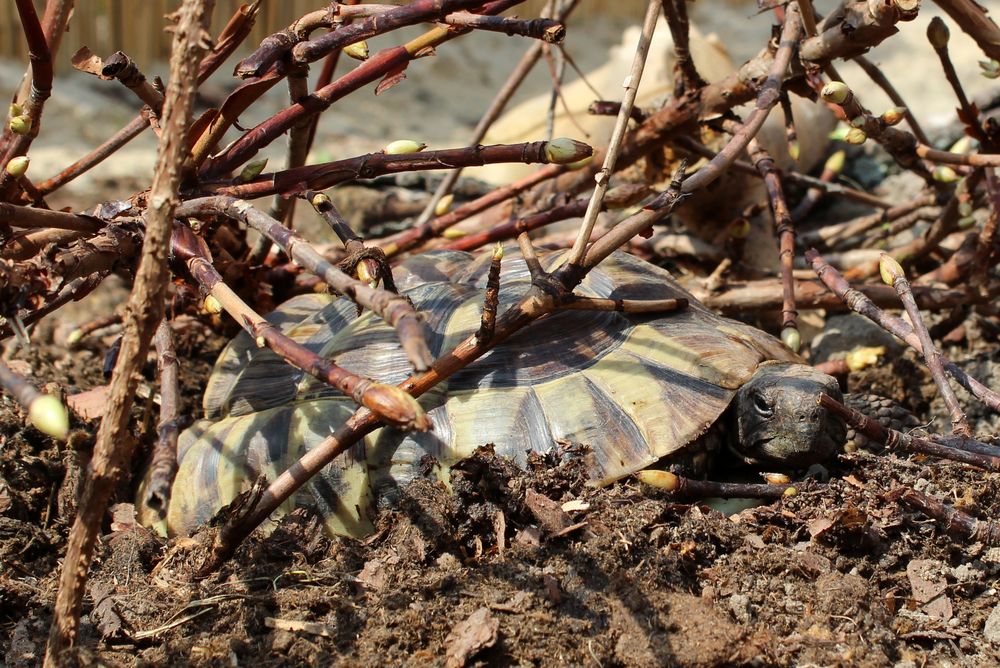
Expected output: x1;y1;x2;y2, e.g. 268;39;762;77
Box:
0;1;645;68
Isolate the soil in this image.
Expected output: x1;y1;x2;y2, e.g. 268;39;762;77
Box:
3;294;1000;666
3;4;1000;668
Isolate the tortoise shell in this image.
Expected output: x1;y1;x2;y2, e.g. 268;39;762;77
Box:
153;250;798;537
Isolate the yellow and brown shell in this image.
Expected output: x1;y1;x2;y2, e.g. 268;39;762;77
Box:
151;250;798;537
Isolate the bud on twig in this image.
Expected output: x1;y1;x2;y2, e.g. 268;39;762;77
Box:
544;137;591;164
29;395;69;440
384;139;426;155
342;41;369;61
9;115;31;135
203;295;223;314
880;106;907;126
781;327;801;353
844;128;867;145
878;253;905;286
933;166;959;183
5;156;29;178
239;158;268;182
434;193;454;216
927;17;950;50
821;81;850;105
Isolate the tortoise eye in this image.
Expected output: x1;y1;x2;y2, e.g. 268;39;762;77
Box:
753;393;774;418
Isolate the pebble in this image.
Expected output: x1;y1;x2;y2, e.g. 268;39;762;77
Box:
984;603;1000;644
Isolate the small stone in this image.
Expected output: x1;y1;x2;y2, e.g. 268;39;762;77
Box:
984;603;1000;643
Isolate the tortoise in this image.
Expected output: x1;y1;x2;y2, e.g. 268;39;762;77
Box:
142;248;858;538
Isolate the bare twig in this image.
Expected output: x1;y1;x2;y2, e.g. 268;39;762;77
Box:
142;320;180;516
46;1;215;663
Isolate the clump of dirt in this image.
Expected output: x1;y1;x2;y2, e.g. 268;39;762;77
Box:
4;321;1000;667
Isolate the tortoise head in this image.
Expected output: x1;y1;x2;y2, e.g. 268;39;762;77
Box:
732;362;846;467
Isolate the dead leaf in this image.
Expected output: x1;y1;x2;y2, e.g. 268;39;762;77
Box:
110;503;137;533
67;385;111;420
90;581;126;640
357;559;387;592
444;607;499;668
906;559;952;621
376;63;408;95
524;488;570;535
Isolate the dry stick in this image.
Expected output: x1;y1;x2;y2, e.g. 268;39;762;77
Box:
675;136;893;210
0;203;103;232
383;163;568;258
441;184;649;252
44;1;215;662
915;145;1000;168
799;0;920;63
928;17;989;147
290;0;493;66
439;14;565;42
35;2;260;196
660;0;707;96
798;193;937;249
211;139;592;201
0;0;56;199
142;320;180;516
819;394;999;470
476;244;504;343
208;0;526;177
851;54;929;145
897;488;1000;546
677;4;801;197
172;223;430;431
90;51;166;111
637;469;811;500
306;191;385;289
790;150;845;222
0;229;84;261
175;196;433;371
748;137;799;350
198;168;689;573
878;254;971;437
66;313;123;346
932;0;1000;62
806;249;1000;412
411;0;580;231
567;0;659;265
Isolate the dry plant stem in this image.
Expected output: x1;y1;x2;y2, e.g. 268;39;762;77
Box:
698;278;974;316
44;1;214;663
567;0;659;265
898;488;1000;545
748;137;798;341
68;313;123;343
143;320;180;515
806;249;1000;412
441;184;649;252
851;54;929;145
305;191;383;287
175;197;433;371
382;163;567;258
476;246;503;343
210;140;590;200
660;0;706;95
882;256;971;437
0;0;55;197
412;0;572;230
556;296;687;313
642;470;811;500
790;153;842;222
680;4;801;195
180;244;428;429
932;0;1000;61
269;67;311;227
799;0;919;62
799;194;937;248
210;0;524;176
675;136;893;210
0;203;103;232
915;145;1000;168
290;0;492;66
199;174;690;572
930;26;983;143
0;228;84;261
0;276;102;342
439;14;565;42
819;394;999;470
0;359;44;412
35;2;259;196
99;51;166;110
